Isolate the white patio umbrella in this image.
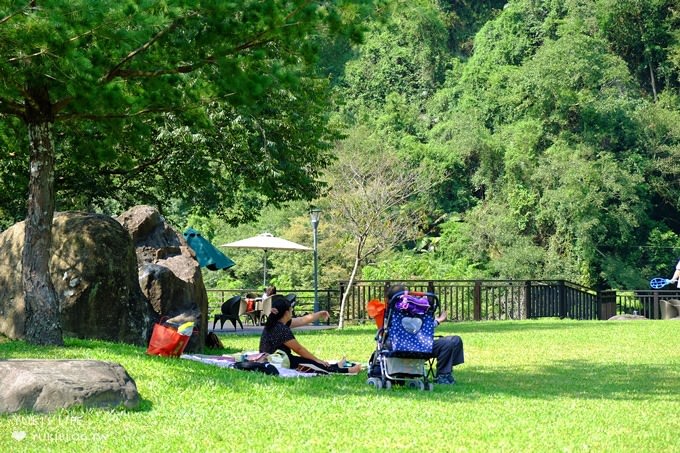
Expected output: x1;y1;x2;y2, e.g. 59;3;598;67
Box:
220;233;311;286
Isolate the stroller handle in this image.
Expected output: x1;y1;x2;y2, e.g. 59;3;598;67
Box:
387;291;440;315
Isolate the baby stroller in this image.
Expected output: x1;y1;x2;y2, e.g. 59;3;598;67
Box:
367;290;439;391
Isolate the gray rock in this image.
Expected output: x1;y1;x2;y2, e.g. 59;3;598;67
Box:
0;206;206;351
0;360;139;414
607;314;649;321
660;299;680;320
0;212;155;345
116;205;208;352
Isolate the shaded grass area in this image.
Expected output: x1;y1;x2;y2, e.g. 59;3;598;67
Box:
1;319;679;452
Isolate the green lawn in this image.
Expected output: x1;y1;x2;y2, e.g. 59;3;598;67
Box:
1;319;679;452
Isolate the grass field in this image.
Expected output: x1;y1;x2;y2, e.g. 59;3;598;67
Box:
1;319;679;452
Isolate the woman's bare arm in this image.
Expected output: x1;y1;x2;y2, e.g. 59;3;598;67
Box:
289;310;329;328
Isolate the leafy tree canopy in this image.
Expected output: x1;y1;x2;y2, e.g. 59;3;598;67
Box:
0;0;375;226
0;0;376;344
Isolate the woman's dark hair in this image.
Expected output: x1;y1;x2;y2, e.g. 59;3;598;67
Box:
264;286;277;297
264;295;291;330
386;284;407;302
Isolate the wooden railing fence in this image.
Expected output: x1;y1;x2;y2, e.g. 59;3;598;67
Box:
206;280;680;324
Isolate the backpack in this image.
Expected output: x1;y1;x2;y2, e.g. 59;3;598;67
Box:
205;332;224;349
234;361;280;375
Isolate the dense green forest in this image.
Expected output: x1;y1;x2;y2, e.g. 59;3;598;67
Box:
202;0;680;291
2;0;680;292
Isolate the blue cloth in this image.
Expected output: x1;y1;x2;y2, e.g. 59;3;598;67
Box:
183;228;235;271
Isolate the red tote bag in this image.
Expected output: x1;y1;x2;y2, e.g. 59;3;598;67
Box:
146;322;191;357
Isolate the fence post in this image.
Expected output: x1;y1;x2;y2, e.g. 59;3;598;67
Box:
524;280;532;319
653;291;659;320
598;290;616;320
558;280;566;319
474;280;482;321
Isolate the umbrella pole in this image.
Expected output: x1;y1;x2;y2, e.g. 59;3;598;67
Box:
263;249;268;287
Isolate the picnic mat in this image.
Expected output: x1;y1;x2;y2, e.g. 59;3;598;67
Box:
180;353;362;377
180;353;319;377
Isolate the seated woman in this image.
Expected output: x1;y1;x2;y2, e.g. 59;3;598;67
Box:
259;295;361;374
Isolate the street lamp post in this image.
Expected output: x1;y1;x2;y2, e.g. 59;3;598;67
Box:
310;208;321;321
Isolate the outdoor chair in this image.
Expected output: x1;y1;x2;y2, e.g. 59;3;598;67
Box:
259;296;273;325
213;295;243;330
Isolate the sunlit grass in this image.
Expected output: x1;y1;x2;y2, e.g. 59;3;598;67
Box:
1;319;679;452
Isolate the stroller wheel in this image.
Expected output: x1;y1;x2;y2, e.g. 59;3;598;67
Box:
408;380;425;391
427;382;434;391
383;380;392;390
367;377;382;389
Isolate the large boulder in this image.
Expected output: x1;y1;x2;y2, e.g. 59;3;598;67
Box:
0;360;139;414
116;205;208;352
0;212;154;344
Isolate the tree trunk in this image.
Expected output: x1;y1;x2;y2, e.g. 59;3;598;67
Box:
338;244;362;329
22;100;63;345
648;59;657;102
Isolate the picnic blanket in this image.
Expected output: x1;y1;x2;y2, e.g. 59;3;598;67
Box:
180;353;320;377
181;353;362;377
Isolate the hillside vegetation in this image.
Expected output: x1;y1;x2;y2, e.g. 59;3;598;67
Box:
200;0;680;291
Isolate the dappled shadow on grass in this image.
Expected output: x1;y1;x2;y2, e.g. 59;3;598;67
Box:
151;351;680;404
3;326;677;407
458;361;680;401
5;340;676;406
0;339;112;358
130;397;154;413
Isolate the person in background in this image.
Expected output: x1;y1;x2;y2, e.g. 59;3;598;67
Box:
262;285;277;300
387;284;464;385
669;258;680;288
259;295;361;374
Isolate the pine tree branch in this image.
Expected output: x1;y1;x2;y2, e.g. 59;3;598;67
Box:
284;0;315;22
52;96;73;114
102;12;198;83
57;106;180;120
112;59;215;79
7;49;49;62
102;2;311;82
0;1;33;26
99;151;169;179
110;33;277;79
56;97;221;120
0;96;26;117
